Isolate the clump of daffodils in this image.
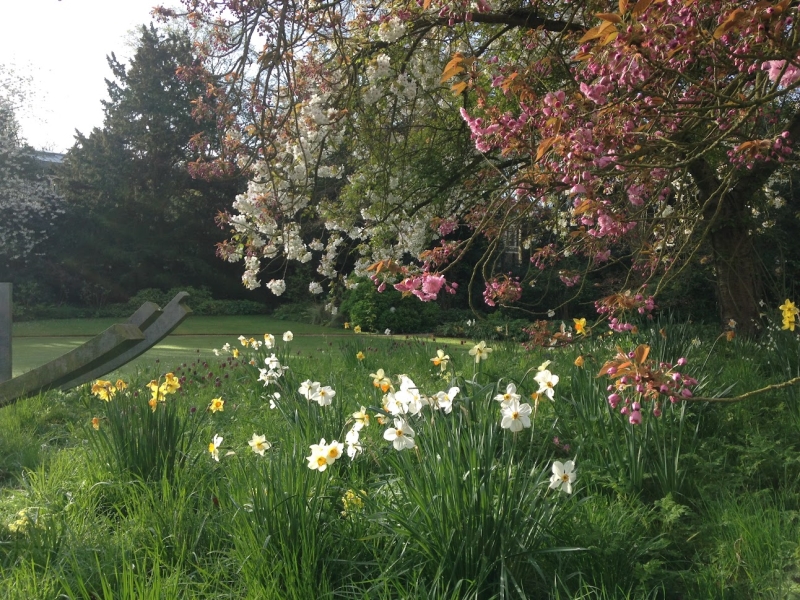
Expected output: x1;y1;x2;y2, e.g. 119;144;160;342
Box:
147;373;181;410
90;378;127;401
779;299;799;331
306;438;345;471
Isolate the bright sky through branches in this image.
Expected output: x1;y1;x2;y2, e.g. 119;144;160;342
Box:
0;0;177;152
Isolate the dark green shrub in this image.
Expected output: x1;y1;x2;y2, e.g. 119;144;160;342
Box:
340;280;441;333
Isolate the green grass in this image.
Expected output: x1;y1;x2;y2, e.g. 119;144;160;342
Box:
10;316;358;377
0;317;799;598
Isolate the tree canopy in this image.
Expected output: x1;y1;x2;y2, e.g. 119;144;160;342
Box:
160;0;800;333
55;24;246;302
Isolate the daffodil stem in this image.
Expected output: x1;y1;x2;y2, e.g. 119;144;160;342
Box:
687;376;800;403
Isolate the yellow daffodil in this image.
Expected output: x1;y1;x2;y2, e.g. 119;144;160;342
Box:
232;348;240;358
344;322;350;329
780;299;799;330
114;379;127;391
573;318;587;335
163;373;181;393
574;355;585;368
354;325;362;333
356;351;365;361
91;380;116;401
91;417;100;430
148;397;158;412
209;397;225;413
369;368;392;392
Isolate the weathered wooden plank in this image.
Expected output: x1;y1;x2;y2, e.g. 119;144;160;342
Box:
57;292;192;390
0;323;145;407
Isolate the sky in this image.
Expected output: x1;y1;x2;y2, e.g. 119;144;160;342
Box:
0;0;179;153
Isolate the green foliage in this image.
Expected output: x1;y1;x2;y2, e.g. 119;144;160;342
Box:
340;280;440;333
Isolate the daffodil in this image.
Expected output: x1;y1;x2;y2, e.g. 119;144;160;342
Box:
534;369;559;400
431;349;450;371
356;351;365;361
352;406;370;426
163;373;180;393
549;460;576;494
344;322;350;329
311;385;336;406
370;369;393;392
232;348;240;358
282;331;293;342
298;379;320;400
307;438;337;471
209;397;225;413
494;383;521;407
780;299;799;331
383;418;416;450
248;433;271;456
435;386;460;414
469;341;493;363
574;355;585;368
573;318;587;335
354;325;362;333
345;424;364;458
209;434;223;462
264;333;275;348
91;417;100;430
500;399;532;432
91;380;116;401
114;379;128;391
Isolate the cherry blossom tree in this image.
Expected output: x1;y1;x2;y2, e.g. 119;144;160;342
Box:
161;0;800;334
0;73;63;263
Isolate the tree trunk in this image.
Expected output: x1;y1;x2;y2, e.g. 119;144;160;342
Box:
707;191;762;337
690;159;764;336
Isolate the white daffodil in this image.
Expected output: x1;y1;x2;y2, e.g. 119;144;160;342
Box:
383;418;416;450
345;425;363;459
208;434;223;462
534;369;559;400
298;379;320;400
283;331;294;342
248;433;271;456
265;353;281;370
435;386;460;414
263;333;276;348
500;399;532;432
494;383;521;407
307;438;332;471
549;460;576;494
311;385;336;406
469;341;493;363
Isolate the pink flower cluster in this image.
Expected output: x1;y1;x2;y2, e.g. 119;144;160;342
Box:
604;352;697;426
394;273;457;301
483;275;522;307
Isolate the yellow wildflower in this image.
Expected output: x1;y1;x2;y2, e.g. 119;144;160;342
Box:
209;397;225;413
